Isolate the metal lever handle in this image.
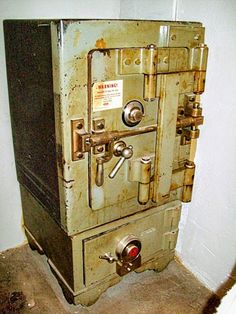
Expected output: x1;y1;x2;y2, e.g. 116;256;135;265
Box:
99;252;117;264
95;159;104;186
109;145;133;179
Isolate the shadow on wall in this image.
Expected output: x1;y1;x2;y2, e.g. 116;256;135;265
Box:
202;263;236;314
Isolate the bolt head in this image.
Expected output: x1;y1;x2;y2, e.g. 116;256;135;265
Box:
77;123;83;129
122;146;133;159
129;108;143;123
97;122;104;130
76;152;84;159
97;146;104;153
147;44;156;49
141;156;151;163
124;58;131;65
163;56;169;64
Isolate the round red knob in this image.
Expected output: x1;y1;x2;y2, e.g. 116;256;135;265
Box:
125;244;139;258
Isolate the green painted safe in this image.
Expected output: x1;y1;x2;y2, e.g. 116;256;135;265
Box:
4;19;208;305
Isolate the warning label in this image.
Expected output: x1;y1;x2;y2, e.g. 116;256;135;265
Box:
92;80;123;111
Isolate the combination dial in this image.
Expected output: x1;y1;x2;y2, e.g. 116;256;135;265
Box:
122;100;144;127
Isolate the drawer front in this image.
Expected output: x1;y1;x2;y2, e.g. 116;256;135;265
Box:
83;202;181;286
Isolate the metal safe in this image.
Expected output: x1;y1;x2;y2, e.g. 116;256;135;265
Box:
4;19;208;305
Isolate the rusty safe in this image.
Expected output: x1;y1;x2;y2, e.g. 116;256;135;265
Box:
4;19;208;305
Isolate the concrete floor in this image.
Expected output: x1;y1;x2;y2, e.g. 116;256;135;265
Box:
0;245;220;314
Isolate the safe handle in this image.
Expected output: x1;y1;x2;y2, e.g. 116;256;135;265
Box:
109;144;133;179
99;252;117;264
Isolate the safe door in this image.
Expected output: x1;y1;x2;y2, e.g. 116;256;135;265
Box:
71;45;207;208
52;20;208;233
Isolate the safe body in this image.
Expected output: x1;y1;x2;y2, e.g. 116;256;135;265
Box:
4;19;208;305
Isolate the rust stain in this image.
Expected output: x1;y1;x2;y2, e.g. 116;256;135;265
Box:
170;182;181;191
95;38;106;49
159;85;166;100
102;49;111;57
78;192;82;200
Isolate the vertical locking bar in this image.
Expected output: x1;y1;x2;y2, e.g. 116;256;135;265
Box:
190;44;208;95
153;74;179;202
138;157;151;205
182;161;195;202
143;74;157;102
194;71;206;94
143;44;158;101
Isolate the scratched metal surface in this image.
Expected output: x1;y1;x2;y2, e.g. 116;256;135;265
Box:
4;20;60;221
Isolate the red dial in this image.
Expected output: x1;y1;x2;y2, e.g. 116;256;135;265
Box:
125;244;139;258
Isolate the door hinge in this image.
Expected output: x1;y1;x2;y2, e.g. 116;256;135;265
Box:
182;161;195;202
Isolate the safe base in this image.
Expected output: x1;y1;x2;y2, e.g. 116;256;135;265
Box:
22;185;181;306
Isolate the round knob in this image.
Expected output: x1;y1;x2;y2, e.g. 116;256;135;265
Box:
122;145;133;159
124;244;140;259
108;144;133;179
129;108;143;124
116;234;142;262
122;100;144;127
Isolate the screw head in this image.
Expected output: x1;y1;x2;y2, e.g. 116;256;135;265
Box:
76;152;84;159
141;156;151;163
185;160;195;169
77;123;83;129
147;44;156;49
163;56;169;64
97;146;104;153
124;58;131;65
129;108;143;123
97;122;104;130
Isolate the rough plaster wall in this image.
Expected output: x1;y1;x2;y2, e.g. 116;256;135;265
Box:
175;0;236;293
0;0;120;252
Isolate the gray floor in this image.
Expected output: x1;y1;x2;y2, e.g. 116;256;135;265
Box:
0;245;220;313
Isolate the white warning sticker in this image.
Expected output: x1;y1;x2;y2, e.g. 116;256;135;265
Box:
92;80;123;112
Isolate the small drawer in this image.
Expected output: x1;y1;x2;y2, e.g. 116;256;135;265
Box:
83;202;181;286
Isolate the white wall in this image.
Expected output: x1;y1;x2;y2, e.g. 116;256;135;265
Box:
120;0;174;20
1;0;236;296
0;0;120;252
